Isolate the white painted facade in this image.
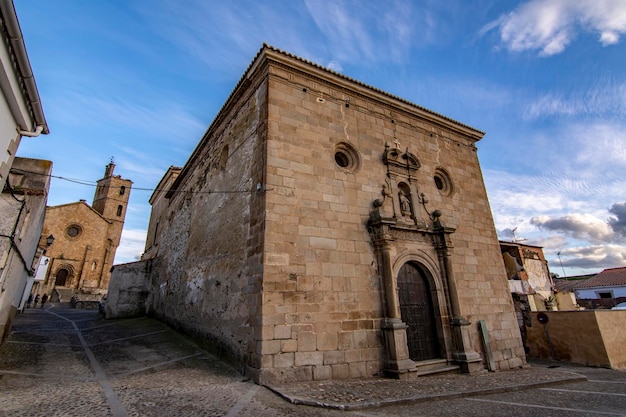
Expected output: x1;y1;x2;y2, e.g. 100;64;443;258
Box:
0;1;49;342
0;0;48;191
575;286;626;299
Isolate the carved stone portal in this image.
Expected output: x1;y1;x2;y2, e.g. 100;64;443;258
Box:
369;143;482;378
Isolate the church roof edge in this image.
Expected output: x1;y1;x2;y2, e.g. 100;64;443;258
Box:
257;44;484;137
168;43;485;198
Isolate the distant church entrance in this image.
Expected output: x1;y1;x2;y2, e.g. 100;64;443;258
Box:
397;262;440;361
55;268;69;286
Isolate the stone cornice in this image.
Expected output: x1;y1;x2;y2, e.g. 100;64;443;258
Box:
259;45;484;142
167;43;485;198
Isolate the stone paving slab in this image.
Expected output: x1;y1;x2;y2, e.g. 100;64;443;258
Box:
0;304;597;416
268;366;588;410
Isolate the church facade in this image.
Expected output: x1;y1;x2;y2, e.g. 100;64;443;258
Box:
121;45;525;384
32;162;131;297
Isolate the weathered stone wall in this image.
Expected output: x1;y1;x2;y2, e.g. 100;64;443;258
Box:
256;60;524;382
0;158;51;342
145;71;268;367
142;167;180;260
143;47;524;383
106;260;153;318
526;310;626;369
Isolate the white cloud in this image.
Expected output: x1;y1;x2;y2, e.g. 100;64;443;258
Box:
115;228;147;264
608;202;626;237
303;0;419;64
484;0;626;56
116;153;174;185
485;118;626;227
531;213;614;242
559;244;626;270
50;91;206;145
524;81;626;120
326;60;343;73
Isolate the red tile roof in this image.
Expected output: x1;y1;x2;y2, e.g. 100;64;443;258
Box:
574;267;626;289
554;277;589;292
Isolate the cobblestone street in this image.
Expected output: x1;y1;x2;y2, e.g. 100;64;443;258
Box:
1;303;624;417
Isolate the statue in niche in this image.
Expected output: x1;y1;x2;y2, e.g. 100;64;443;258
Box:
399;190;412;218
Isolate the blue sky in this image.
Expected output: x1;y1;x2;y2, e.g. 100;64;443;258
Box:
13;0;626;277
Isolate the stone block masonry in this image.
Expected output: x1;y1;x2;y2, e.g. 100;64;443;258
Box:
117;45;526;385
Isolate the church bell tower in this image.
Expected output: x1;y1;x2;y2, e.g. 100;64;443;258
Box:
92;161;132;247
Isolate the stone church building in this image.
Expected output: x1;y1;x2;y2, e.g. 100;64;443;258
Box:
109;44;526;384
32;162;131;298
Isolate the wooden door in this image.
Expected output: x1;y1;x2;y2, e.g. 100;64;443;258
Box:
397;263;440;361
55;269;68;286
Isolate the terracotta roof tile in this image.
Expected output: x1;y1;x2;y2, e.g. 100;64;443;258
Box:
574;267;626;289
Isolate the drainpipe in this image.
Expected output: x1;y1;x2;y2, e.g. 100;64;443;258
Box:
18;125;44;137
0;0;49;134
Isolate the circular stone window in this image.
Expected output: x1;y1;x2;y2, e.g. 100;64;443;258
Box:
334;142;361;173
434;168;454;196
66;224;83;238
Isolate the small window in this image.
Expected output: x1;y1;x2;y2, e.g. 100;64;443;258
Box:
333;142;361;173
434;168;454;196
598;292;613;299
335;152;349;167
219;146;229;170
120;186;126;196
66;224;82;238
117;205;123;216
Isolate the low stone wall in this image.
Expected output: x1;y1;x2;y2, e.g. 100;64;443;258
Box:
525;310;626;369
71;294;102;309
106;260;154;318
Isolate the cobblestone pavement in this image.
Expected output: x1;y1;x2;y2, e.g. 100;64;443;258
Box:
0;303;621;417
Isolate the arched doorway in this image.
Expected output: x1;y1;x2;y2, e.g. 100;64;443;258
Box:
55;268;69;286
397;262;440;361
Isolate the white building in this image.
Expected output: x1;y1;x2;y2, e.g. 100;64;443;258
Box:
574;267;626;300
0;1;49;343
0;0;49;192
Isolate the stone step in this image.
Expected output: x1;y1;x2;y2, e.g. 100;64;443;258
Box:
417;365;461;377
52;288;75;303
414;359;460;377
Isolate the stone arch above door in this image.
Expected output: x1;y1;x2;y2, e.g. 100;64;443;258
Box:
392;251;441;291
54;265;75;287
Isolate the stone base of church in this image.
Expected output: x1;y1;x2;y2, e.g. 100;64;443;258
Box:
453;351;484;374
382;357;419;380
381;318;419;379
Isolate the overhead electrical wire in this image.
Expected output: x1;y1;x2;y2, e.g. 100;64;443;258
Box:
8;168;265;195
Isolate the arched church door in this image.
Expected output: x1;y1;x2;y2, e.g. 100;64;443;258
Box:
55;269;69;286
397;263;440;361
